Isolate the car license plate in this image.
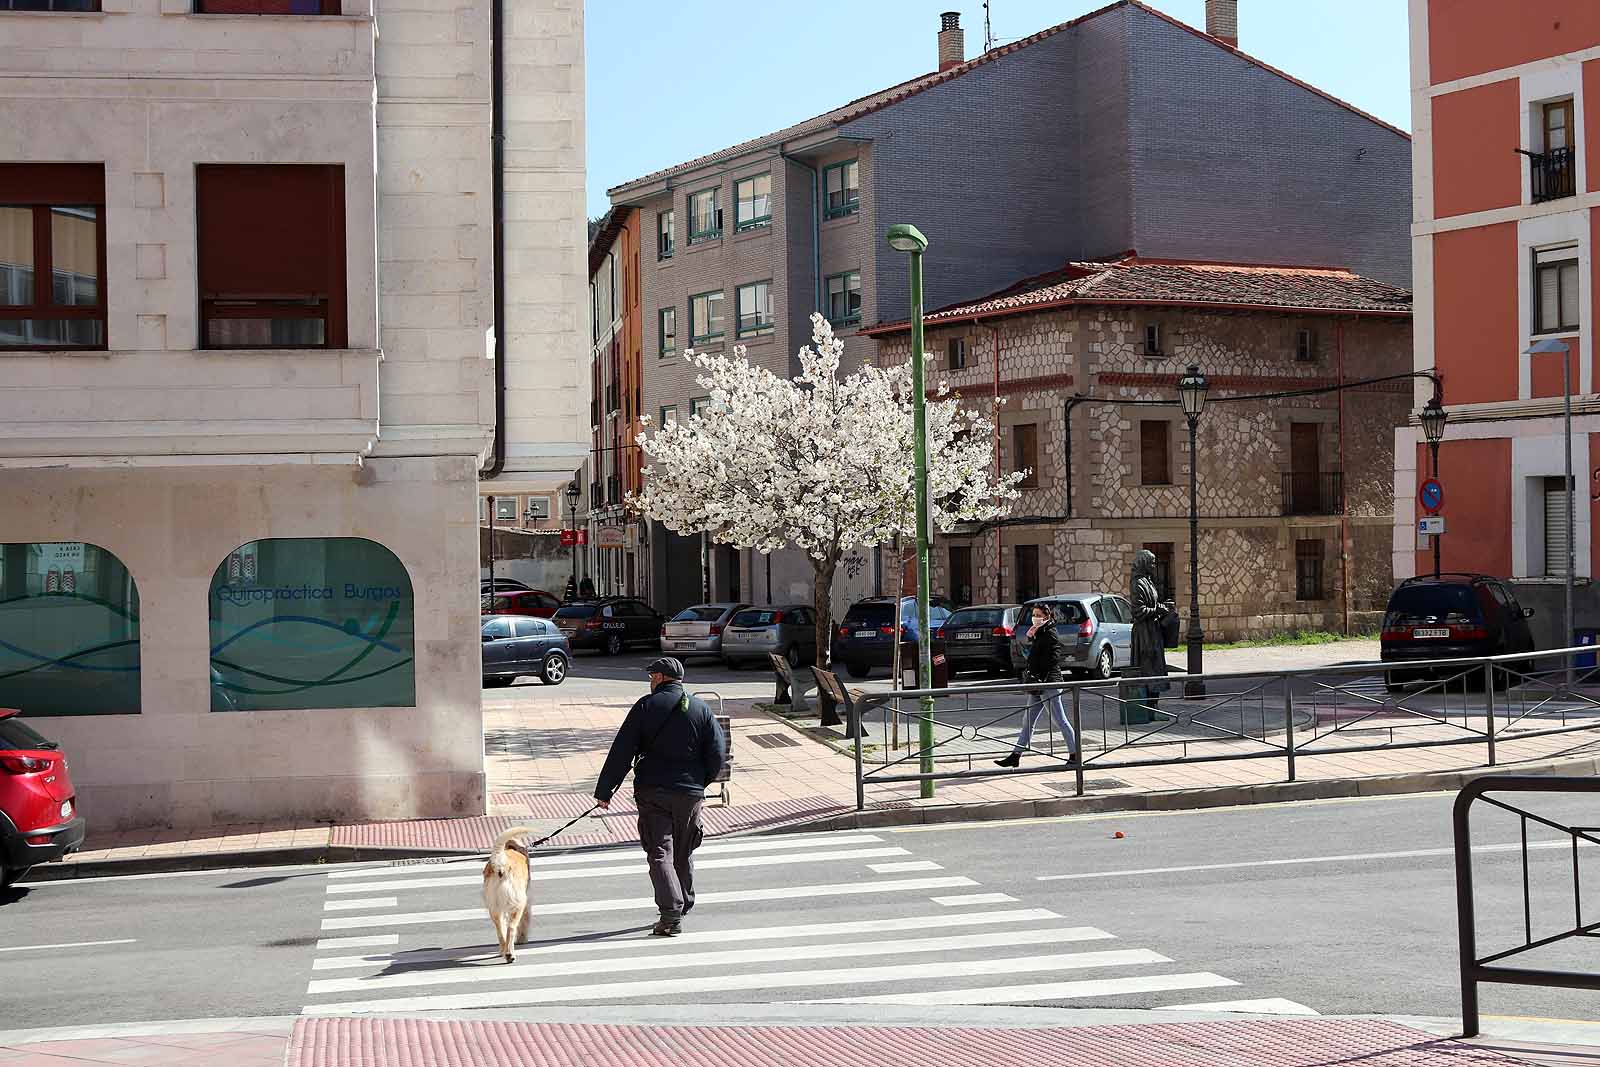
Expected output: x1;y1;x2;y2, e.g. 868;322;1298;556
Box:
1414;628;1450;639
671;640;694;649
854;630;875;638
957;632;984;640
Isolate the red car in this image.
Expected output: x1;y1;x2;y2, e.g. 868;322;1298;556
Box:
1;709;84;888
482;589;561;618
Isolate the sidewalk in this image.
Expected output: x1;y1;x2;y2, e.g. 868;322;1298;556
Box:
0;1012;1593;1066
32;646;1600;876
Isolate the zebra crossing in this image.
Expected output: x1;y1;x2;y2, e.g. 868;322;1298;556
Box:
302;830;1315;1016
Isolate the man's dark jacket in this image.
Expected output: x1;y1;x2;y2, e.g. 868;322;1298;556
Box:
1026;620;1065;684
594;681;726;803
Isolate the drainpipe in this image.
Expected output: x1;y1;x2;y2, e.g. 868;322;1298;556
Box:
1337;320;1349;635
980;318;1003;599
481;0;507;478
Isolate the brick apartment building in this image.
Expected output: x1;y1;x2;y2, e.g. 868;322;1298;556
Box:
1400;1;1600;641
868;258;1413;639
608;0;1410;617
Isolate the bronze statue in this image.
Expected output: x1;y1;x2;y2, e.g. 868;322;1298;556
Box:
1130;550;1173;686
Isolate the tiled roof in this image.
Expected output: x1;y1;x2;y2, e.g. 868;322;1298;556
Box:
866;257;1413;334
606;0;1407;201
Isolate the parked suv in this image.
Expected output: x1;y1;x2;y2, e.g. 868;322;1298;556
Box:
552;597;664;655
831;595;953;679
722;605;818;669
938;604;1022;677
1;710;84;888
660;603;750;659
1381;574;1535;687
1011;593;1133;680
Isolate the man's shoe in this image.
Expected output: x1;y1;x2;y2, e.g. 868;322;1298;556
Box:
650;918;682;937
994;752;1020;768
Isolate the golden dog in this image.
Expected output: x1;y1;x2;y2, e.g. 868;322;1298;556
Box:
482;825;535;963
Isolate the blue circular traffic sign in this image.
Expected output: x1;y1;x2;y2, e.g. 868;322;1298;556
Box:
1419;478;1444;513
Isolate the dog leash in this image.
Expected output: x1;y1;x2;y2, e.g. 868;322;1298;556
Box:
520;803;602;852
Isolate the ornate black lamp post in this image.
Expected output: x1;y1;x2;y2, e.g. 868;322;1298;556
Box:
1177;365;1209;698
564;480;581;600
1420;396;1448;580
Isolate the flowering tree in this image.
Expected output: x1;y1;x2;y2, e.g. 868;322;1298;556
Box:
630;314;1023;666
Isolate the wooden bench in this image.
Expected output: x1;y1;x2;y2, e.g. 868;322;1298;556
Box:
810;666;865;738
767;652;813;714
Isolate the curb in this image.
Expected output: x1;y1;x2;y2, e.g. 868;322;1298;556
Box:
23;843;482;882
781;753;1600;832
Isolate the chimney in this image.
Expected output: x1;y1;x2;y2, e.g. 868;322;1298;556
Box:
1205;0;1238;47
938;11;965;72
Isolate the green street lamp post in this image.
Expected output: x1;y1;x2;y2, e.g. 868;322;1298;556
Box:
1525;338;1575;679
1419;396;1448;580
887;223;935;799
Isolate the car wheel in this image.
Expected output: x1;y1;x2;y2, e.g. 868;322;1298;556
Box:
785;645;802;669
605;633;624;656
1093;646;1114;680
541;652;568;686
845;661;871;680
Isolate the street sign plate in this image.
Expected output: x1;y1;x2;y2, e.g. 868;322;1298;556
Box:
1419;478;1444;513
560;530;577;547
1418;516;1446;535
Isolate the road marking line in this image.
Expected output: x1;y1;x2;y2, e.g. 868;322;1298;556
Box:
316;935;400;951
324;847;911;895
310;908;1063;971
306;927;1119;996
303;949;1167;1014
931;893;1018;906
323;897;398;912
0;938;136;953
867;860;942;873
320;875;979;931
811;971;1237;1005
886;792;1453;833
1157;997;1318;1016
325;834;885;879
1035;840;1578;881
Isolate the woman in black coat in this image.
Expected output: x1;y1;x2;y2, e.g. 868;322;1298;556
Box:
995;603;1080;768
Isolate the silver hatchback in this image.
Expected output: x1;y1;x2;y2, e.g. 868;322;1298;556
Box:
660;603;750;658
721;604;819;668
1011;592;1135;680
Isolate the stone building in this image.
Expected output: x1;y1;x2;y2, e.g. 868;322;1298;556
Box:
0;0;586;829
866;258;1414;639
605;0;1411;616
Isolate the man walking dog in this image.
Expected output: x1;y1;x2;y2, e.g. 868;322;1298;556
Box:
594;657;726;937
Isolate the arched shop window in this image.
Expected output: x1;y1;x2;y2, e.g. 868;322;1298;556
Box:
0;542;140;716
208;538;415;712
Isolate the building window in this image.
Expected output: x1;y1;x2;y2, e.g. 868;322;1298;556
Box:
0;0;101;8
948;546;973;607
1295;328;1317;363
1013;423;1039;488
823;159;859;218
1140;421;1171;485
1145;542;1175;602
194;0;339;10
659;306;676;355
525;497;551;521
690;396;712;418
1532;99;1578;204
1295;539;1324;601
0;542;140;716
688;188;721;244
1144;323;1162;356
1534;246;1579;334
734;174;772;232
948;337;967;369
735;280;774;337
659;405;677;426
197;164;345;349
1014;544;1041;604
208;538;415;711
690;290;724;344
825;271;861;326
0;164;106;349
494;497;518;521
657;210;675;259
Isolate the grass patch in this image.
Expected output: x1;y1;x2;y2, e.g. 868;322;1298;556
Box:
1206;629;1379;651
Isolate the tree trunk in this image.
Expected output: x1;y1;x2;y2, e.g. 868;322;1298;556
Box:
813;556;836;669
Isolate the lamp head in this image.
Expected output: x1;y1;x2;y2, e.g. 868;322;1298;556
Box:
1177;364;1209;420
1420;396;1447;444
886;224;928;254
565;481;580;503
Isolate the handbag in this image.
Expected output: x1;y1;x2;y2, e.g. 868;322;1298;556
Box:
1161;607;1181;650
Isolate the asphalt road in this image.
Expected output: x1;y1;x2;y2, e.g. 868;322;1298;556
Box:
5;791;1598;1027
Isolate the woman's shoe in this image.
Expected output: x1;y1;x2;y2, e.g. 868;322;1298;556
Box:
994;752;1021;768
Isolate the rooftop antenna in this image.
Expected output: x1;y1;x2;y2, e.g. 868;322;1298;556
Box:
983;0;994;51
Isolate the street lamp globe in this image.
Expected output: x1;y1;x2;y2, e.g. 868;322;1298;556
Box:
1177;364;1208;421
565;481;580;506
1420;396;1447;445
886;223;928;255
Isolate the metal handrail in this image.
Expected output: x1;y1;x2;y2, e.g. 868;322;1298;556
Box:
1454;775;1600;1037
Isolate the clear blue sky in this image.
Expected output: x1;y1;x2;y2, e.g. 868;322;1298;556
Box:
583;0;1410;219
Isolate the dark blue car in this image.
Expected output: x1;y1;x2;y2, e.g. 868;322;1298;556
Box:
831;595;953;679
482;614;571;687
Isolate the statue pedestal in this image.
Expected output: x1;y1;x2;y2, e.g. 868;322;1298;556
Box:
1118;682;1158;725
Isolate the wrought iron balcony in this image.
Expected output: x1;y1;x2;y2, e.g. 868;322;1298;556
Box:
1528;146;1577;204
1281;471;1344;516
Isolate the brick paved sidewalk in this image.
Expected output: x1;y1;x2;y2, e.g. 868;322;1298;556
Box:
0;1016;1566;1066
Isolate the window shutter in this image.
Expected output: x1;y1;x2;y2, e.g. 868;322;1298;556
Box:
1140;422;1169;484
1539;266;1561;332
1560;262;1580;329
1545;477;1573;576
